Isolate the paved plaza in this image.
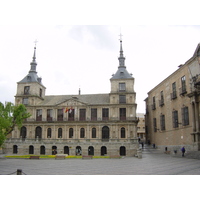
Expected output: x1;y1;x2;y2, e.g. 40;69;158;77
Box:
0;146;200;175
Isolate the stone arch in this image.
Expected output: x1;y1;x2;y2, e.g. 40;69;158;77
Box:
52;146;57;155
29;145;34;154
92;127;96;138
40;145;45;155
64;146;69;154
58;128;62;138
47;128;52;138
102;126;109;140
88;146;94;155
80;128;85;138
20;126;27;140
120;146;126;156
69;128;73;138
76;146;82;155
101;146;107;156
121;127;126;138
35;126;42;140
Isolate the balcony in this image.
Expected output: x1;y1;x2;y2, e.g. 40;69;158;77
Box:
159;99;164;107
170;92;177;100
179;87;187;95
151;103;156;110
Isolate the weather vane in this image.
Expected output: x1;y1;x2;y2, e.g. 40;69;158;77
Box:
119;28;123;41
34;39;38;47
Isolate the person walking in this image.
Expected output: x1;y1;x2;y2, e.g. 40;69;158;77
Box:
181;146;186;157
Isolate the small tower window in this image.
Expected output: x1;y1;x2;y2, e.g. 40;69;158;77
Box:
119;83;126;91
24;86;30;95
40;88;42;97
27;76;31;81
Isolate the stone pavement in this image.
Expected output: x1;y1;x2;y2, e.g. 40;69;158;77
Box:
0;145;200;175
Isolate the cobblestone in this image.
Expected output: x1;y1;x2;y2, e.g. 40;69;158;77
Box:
0;146;200;175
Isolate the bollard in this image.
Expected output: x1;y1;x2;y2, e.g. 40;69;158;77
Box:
17;169;22;175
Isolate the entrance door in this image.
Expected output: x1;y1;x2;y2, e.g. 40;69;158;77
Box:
40;145;45;155
120;146;126;156
76;146;82;155
52;146;57;155
101;146;107;156
13;145;18;154
29;145;34;154
64;146;69;154
88;146;94;155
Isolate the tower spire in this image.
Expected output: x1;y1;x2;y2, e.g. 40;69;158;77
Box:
29;44;37;73
118;34;125;67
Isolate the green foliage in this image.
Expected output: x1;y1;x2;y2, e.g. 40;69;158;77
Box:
0;102;31;147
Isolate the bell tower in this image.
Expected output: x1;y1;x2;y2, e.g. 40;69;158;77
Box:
15;45;46;106
110;37;136;105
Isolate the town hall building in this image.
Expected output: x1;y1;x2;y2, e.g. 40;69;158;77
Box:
5;38;139;156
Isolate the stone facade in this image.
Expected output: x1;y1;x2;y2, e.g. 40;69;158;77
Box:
4;40;139;156
145;43;200;152
137;113;146;142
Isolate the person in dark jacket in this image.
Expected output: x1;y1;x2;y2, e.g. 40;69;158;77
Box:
181;146;186;157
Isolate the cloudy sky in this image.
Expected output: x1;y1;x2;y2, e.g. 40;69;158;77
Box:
1;25;200;113
0;1;199;114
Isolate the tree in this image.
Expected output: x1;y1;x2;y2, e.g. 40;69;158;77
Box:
0;102;31;147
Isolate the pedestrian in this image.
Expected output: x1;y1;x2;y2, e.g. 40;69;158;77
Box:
141;142;144;148
181;146;185;157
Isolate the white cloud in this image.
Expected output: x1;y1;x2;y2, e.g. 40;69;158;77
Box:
0;25;200;113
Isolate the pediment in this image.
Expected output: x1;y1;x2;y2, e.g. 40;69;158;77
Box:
57;98;87;107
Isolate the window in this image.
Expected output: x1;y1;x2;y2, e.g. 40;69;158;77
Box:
159;91;164;106
20;126;27;140
40;88;42;97
172;110;179;128
68;109;75;121
102;126;109;140
36;109;42;121
24;86;30;95
92;128;96;138
121;127;126;138
35;126;42;139
58;128;62;138
22;98;28;105
119;95;126;104
153;118;157;132
79;109;86;121
102;108;109;120
80;128;85;138
160;114;165;131
57;109;63;121
91;108;97;121
69;128;73;138
47;109;53;121
119;83;126;91
152;96;156;110
182;106;189;126
181;76;186;94
120;108;126;120
47;128;52;138
171;82;177;99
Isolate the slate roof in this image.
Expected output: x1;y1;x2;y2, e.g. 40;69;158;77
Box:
111;66;133;80
37;93;110;106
